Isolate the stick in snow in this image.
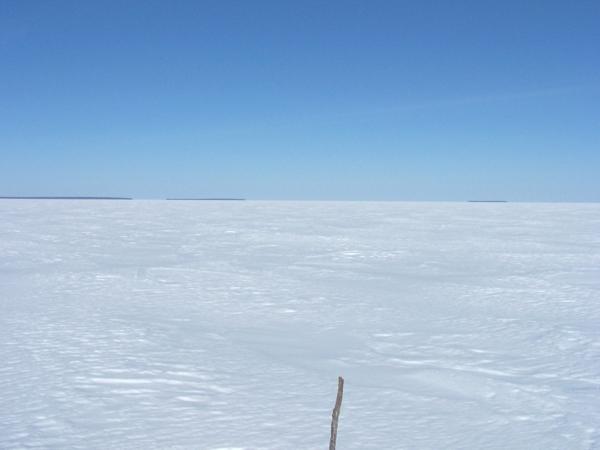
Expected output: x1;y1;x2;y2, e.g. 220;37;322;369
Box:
329;376;344;450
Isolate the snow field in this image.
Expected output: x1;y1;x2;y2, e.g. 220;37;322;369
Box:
1;200;599;449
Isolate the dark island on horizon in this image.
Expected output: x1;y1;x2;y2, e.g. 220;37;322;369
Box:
0;197;248;201
166;198;246;201
0;196;132;200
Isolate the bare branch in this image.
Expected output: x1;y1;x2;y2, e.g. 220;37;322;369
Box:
329;376;344;450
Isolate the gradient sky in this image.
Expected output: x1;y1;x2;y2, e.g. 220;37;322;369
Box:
1;0;599;200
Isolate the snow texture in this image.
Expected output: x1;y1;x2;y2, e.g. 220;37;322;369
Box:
1;200;599;449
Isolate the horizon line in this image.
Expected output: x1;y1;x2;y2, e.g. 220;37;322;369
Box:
0;196;132;200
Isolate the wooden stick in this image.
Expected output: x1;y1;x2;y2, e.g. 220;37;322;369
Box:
329;376;344;450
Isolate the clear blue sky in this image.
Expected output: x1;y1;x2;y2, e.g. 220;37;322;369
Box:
1;0;599;200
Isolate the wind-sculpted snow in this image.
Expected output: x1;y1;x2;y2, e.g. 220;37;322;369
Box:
1;200;599;449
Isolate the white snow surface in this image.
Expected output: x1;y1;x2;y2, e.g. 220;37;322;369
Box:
1;200;600;449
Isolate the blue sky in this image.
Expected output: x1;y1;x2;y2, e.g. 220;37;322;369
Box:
1;0;599;200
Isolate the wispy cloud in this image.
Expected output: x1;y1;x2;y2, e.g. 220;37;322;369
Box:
330;84;599;120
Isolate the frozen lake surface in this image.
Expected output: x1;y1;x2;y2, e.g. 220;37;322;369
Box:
1;200;599;449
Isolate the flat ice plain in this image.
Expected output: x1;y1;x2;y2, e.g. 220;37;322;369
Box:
1;200;599;449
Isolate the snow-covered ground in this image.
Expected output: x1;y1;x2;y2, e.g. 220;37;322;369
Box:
1;200;599;449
